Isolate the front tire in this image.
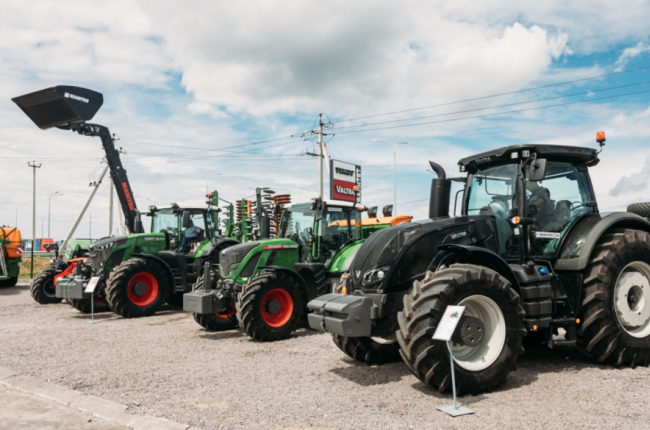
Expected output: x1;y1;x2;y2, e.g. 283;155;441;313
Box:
70;297;110;314
577;229;650;367
31;271;61;304
0;276;18;288
332;334;402;365
107;258;169;318
191;270;237;331
236;271;303;341
397;265;525;395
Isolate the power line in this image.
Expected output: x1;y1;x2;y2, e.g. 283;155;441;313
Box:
333;88;650;135
332;80;650;131
334;65;650;123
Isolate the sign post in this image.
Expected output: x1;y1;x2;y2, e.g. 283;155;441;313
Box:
432;305;474;417
84;277;100;324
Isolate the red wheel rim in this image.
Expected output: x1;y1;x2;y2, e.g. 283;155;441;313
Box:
216;308;236;318
261;288;293;327
126;272;159;307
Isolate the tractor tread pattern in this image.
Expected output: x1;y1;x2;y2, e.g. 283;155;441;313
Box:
106;258;169;318
396;264;525;395
30;270;61;304
627;202;650;218
576;229;650;367
191;270;237;331
236;271;302;341
70;298;110;314
331;334;402;365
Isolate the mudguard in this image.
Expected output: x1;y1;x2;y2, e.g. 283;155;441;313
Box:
555;212;650;271
259;265;314;301
438;244;519;289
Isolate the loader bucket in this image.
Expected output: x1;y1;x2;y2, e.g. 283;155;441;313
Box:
11;86;103;130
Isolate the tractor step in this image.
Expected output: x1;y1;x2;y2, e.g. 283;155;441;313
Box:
549;339;576;348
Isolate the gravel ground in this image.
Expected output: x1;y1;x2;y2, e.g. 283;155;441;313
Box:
2;282;649;430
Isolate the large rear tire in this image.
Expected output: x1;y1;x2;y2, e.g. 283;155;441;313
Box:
107;258;169;318
577;229;650;367
397;265;525;395
332;334;402;365
31;271;61;304
191;270;237;331
236;271;303;341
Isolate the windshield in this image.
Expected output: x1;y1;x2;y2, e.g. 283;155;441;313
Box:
317;207;361;265
152;210;179;237
465;161;595;259
279;203;316;244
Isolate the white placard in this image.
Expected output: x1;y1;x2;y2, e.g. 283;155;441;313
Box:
432;306;466;341
84;277;100;293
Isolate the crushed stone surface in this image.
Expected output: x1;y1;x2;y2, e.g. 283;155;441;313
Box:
2;283;649;430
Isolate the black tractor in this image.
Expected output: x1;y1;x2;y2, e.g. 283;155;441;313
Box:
308;133;650;395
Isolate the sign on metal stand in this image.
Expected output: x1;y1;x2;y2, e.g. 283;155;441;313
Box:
432;305;474;417
85;276;100;324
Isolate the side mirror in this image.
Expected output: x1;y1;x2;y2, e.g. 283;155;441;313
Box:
529;158;547;182
182;211;191;228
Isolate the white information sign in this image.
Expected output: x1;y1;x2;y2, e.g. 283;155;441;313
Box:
432;305;465;341
84;277;100;294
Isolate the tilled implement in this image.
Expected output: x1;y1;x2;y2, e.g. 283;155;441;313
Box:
309;132;650;395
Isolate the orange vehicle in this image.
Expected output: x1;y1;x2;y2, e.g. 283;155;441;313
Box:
0;227;23;287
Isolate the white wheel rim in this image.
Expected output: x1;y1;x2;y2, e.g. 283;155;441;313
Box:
371;332;397;345
451;295;506;371
614;261;650;338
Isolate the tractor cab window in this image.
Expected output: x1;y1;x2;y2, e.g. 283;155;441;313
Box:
466;163;519;259
526;163;594;258
317;208;361;265
279;204;316;246
152;210;179;237
185;212;207;241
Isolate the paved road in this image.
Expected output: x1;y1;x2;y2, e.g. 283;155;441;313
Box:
0;384;126;430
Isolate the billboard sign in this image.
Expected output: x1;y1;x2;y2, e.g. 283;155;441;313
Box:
330;159;361;203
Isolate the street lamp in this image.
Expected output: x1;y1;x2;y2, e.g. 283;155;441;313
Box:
48;191;62;240
373;139;408;214
15;203;28;228
206;173;222;194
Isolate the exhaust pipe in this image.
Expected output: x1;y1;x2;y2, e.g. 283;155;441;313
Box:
428;161;451;219
382;204;393;217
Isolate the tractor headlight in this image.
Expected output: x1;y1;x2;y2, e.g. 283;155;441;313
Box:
362;266;390;286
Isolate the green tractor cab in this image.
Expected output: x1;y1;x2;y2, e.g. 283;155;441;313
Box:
55;191;239;317
184;198;411;341
309;134;650;394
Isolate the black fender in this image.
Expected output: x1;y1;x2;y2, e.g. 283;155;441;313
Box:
555;212;650;271
259;265;316;305
130;253;176;293
437;244;520;291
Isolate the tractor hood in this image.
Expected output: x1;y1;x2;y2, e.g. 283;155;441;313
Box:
349;216;496;293
219;241;260;274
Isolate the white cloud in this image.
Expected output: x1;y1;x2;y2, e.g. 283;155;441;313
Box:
616;42;650;70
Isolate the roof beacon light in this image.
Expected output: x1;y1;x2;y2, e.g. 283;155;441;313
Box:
596;131;606;154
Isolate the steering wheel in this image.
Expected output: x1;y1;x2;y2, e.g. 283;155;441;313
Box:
570;201;584;210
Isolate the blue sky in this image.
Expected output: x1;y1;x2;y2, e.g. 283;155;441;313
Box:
2;1;650;240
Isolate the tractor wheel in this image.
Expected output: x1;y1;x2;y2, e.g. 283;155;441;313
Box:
236;271;303;341
191;270;237;331
0;276;18;288
397;265;526;395
106;258;169;318
627;203;650;218
577;229;650;367
332;334;402;365
70;296;111;314
30;271;61;304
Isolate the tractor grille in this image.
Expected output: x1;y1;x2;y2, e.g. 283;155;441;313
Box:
220;241;259;275
87;237;128;271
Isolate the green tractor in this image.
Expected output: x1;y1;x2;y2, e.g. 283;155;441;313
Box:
309;133;650;394
184;197;411;341
54;191;240;317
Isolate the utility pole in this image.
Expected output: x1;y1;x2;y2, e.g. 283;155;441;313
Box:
108;178;113;236
28;161;41;279
318;114;323;199
373;140;408;214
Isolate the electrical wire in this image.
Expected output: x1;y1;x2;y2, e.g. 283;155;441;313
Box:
332;88;650;135
334;65;650;123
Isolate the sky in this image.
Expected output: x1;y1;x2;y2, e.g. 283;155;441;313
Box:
2;1;650;240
